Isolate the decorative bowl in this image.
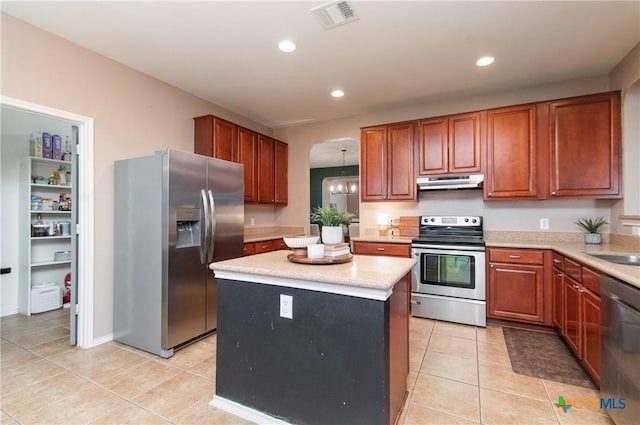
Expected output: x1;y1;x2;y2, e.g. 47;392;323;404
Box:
283;235;320;249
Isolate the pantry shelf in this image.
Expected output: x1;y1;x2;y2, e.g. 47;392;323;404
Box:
20;155;74;315
31;260;72;268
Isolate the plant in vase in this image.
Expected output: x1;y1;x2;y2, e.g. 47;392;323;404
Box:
575;216;608;244
310;206;354;244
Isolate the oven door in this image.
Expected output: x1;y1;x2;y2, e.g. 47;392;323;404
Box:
411;245;485;301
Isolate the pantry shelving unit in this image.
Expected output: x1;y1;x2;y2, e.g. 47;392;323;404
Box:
19;156;73;315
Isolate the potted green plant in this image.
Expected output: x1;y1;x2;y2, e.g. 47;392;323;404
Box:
310;206;354;244
575;216;608;244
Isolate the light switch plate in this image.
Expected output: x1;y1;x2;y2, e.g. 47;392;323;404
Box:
280;294;293;319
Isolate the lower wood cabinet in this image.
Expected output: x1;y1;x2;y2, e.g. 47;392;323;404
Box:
487;248;551;325
243;238;288;256
352;241;411;257
552;252;601;384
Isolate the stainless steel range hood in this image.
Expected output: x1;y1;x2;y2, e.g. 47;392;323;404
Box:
417;174;484;191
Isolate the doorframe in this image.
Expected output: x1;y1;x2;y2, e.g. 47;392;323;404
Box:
1;95;95;348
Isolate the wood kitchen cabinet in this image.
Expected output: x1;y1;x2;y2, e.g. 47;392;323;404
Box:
553;252;601;384
552;252;564;332
244;238;289;256
484;104;542;199
487;248;552;325
256;137;288;205
417;112;481;176
194;114;288;205
352;241;411;258
238;127;258;202
360;122;416;201
194;115;237;162
257;135;275;203
545;91;621;198
274;140;288;205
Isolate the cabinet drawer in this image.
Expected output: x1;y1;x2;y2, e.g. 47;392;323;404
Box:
582;266;601;295
488;248;544;265
274;238;288;250
552;252;564;270
254;240;276;254
564;257;582;282
243;243;256;256
352;241;411;257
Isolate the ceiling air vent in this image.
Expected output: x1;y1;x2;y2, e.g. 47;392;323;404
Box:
311;1;359;30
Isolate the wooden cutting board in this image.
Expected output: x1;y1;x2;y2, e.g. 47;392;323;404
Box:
398;216;419;237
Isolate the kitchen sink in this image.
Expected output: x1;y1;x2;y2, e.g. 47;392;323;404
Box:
587;253;640;266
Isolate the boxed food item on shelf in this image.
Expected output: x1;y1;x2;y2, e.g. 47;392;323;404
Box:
29;132;43;158
52;134;62;160
42;132;52;159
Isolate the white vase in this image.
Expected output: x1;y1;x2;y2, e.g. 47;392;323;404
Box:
321;226;343;244
584;233;602;244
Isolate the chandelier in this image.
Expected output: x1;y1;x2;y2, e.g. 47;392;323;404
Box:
330;149;357;195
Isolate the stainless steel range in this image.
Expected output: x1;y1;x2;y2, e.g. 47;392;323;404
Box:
411;216;486;327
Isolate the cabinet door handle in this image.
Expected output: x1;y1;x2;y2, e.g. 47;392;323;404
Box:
551;191;557;195
579;289;585;293
509;255;521;259
553;259;562;264
488;192;492;196
573;285;580;289
376;247;385;251
555;272;563;277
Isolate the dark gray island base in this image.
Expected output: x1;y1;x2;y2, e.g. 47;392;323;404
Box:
209;250;415;425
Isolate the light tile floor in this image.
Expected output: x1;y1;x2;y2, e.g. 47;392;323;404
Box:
1;309;613;424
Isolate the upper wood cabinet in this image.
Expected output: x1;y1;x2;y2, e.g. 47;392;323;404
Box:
194;114;288;205
257;135;275;203
361;122;416;202
546;91;621;198
484;104;541;199
194;115;237;162
238;127;258;202
417;112;481;175
274;140;288;205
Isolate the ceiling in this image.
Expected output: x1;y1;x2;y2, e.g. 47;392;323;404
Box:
3;1;639;163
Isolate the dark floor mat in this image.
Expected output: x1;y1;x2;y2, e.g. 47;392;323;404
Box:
503;327;596;389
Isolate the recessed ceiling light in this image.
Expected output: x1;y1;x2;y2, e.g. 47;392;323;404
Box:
476;56;495;67
331;90;345;98
278;40;296;53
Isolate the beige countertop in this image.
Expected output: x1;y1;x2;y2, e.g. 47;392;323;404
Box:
244;225;305;243
350;235;414;244
351;232;638;288
485;237;639;289
210;250;416;300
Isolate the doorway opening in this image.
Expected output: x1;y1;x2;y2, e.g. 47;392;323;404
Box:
1;96;95;348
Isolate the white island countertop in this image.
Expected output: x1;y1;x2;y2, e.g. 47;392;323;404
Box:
210;250;416;301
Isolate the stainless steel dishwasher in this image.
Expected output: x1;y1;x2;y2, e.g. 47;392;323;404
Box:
600;275;640;425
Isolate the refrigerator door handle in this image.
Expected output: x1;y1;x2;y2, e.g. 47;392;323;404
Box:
207;189;216;263
200;189;210;264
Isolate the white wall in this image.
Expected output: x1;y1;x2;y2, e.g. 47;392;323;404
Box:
1;107;74;316
1;14;271;339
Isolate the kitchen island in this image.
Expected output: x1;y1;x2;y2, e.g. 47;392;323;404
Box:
209;250;416;425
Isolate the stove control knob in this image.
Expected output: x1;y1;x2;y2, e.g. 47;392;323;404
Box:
430;218;435;222
472;218;477;223
464;218;469;222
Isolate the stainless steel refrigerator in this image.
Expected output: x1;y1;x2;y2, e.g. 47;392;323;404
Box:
113;149;243;358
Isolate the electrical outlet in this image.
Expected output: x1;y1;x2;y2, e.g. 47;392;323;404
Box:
250;217;255;226
280;294;293;319
540;218;549;230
